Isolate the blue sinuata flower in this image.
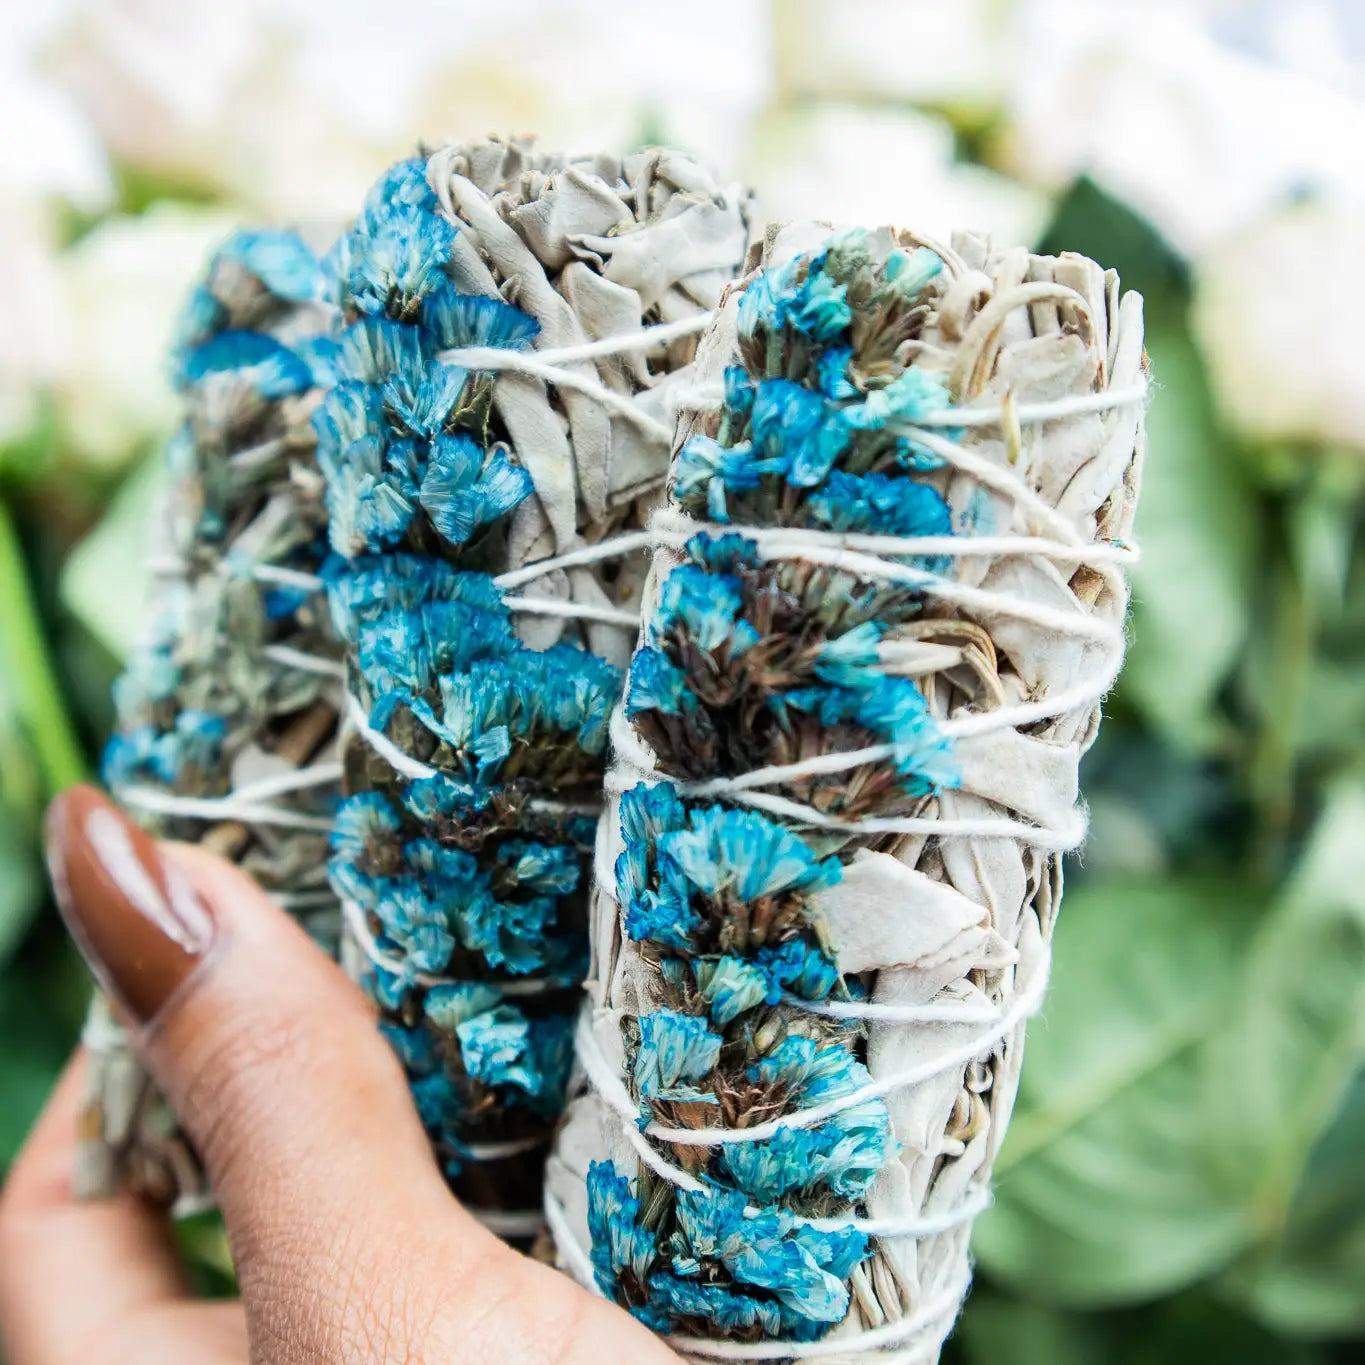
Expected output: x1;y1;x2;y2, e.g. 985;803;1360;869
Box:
177;330;313;398
418;433;534;546
219;227;324;303
345;201;457;316
423;287;541;352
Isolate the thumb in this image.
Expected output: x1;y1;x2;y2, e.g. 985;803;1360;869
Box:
44;786;510;1310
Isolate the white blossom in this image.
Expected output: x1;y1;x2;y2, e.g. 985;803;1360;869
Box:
1193;198;1365;453
1001;0;1365;256
770;0;1011;109
54;204;239;468
747;103;1049;248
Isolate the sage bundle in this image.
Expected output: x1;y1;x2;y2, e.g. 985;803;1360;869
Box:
546;224;1147;1360
80;227;342;1206
321;139;751;1233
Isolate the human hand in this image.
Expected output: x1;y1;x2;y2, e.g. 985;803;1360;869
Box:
0;785;678;1364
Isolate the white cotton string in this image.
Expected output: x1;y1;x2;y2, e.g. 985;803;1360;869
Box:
941;652;1126;740
649;509;1134;572
116;784;335;833
227;762;342;804
434;347;676;442
464;1135;548;1161
545;1179;983;1351
544;1188;603;1294
112;763;339;829
782;993;1009;1026
502;595;640;629
250;563;327;593
344;690;604;822
344;690;439;781
639;957;1048;1147
578;952;1048;1151
604;711;1089;852
439;313;713;372
492;530;658;591
261;643;348;679
436;313;718;444
713;788;1087;851
647;518;1122;645
659;379;1149;437
911;383;1148;428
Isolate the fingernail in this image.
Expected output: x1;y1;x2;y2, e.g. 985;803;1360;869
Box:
45;785;216;1027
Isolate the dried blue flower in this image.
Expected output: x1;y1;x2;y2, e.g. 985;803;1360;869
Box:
495;840;580;897
418;433;534;546
845;365;952;431
324;434;420;557
691;956;771;1025
660;807;842;905
626;646;695;719
337;317;427;386
750;378;851;488
806;469;951;539
345;202;457;316
586;1162;663;1317
177;330;313;398
671;434;762;522
423;287;541;352
634;1009;723;1099
654;565;758;656
220;227;324;303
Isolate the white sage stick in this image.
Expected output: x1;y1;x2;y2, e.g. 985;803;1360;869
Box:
325;138;752;1231
546;222;1146;1360
77;227;342;1209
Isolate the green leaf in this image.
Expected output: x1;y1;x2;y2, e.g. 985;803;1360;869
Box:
0;817;42;967
1209;780;1365;1335
1233;1067;1365;1337
954;1291;1107;1365
58;450;164;662
0;937;87;1168
954;1288;1328;1365
1120;324;1262;754
972;877;1259;1305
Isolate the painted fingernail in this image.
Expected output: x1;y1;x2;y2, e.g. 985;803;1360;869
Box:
44;785;216;1027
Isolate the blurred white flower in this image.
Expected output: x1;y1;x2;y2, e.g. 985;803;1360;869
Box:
48;0;769;219
771;0;1012;111
0;1;110;449
747;103;1049;247
0;1;108;208
1193;199;1365;453
1001;0;1365;257
0;208;66;448
54;204;239;469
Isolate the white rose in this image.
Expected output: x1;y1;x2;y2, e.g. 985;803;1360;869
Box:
0;205;67;448
1193;198;1365;452
771;0;1010;111
54;204;240;469
1001;0;1365;257
747;103;1049;247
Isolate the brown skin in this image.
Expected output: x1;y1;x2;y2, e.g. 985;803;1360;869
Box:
0;788;678;1365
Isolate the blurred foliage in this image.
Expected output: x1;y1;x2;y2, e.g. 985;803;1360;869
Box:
2;137;1364;1364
